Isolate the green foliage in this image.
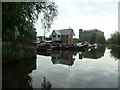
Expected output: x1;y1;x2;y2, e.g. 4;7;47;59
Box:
2;1;58;62
110;46;120;60
107;31;120;45
107;45;120;60
2;1;58;42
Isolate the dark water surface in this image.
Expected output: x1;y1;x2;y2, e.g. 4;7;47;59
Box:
2;46;119;88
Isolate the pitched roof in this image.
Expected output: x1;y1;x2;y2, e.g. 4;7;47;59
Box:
54;29;75;36
54;30;61;35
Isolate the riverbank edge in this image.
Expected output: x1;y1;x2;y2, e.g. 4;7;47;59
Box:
2;41;36;63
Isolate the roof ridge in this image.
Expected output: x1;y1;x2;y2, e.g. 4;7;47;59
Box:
53;29;75;35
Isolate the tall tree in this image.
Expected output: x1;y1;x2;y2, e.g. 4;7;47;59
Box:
2;1;58;42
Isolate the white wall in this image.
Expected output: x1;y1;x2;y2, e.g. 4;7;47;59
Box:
51;31;61;41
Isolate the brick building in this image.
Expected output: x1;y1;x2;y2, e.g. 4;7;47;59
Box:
50;29;75;45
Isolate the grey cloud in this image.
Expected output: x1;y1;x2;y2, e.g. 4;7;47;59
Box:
35;65;118;88
55;0;118;17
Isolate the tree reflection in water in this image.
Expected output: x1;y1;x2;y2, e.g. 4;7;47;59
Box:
80;46;106;59
3;45;119;89
107;45;120;60
2;56;36;89
41;77;52;90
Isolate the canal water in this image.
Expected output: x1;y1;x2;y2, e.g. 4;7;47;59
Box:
2;46;119;88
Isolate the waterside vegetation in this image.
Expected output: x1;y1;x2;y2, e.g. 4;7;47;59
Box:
107;31;120;46
2;1;58;62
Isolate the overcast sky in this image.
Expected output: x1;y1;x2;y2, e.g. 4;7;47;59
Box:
35;0;119;39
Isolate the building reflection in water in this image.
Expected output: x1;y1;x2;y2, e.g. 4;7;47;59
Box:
2;56;37;89
79;46;106;59
37;46;106;67
51;51;75;66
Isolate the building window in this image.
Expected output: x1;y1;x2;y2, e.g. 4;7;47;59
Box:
52;57;55;59
58;57;60;59
53;35;56;38
58;35;60;38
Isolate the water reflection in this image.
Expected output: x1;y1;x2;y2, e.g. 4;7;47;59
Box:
2;56;36;89
41;77;52;90
51;51;75;66
34;46;118;88
37;46;106;66
81;46;106;59
2;45;119;88
50;46;106;66
107;45;120;60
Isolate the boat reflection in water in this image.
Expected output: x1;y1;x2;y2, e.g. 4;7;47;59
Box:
37;46;106;67
2;45;119;88
37;46;106;66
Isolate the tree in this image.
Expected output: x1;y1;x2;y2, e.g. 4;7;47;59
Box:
107;31;120;45
2;1;58;61
2;1;58;43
